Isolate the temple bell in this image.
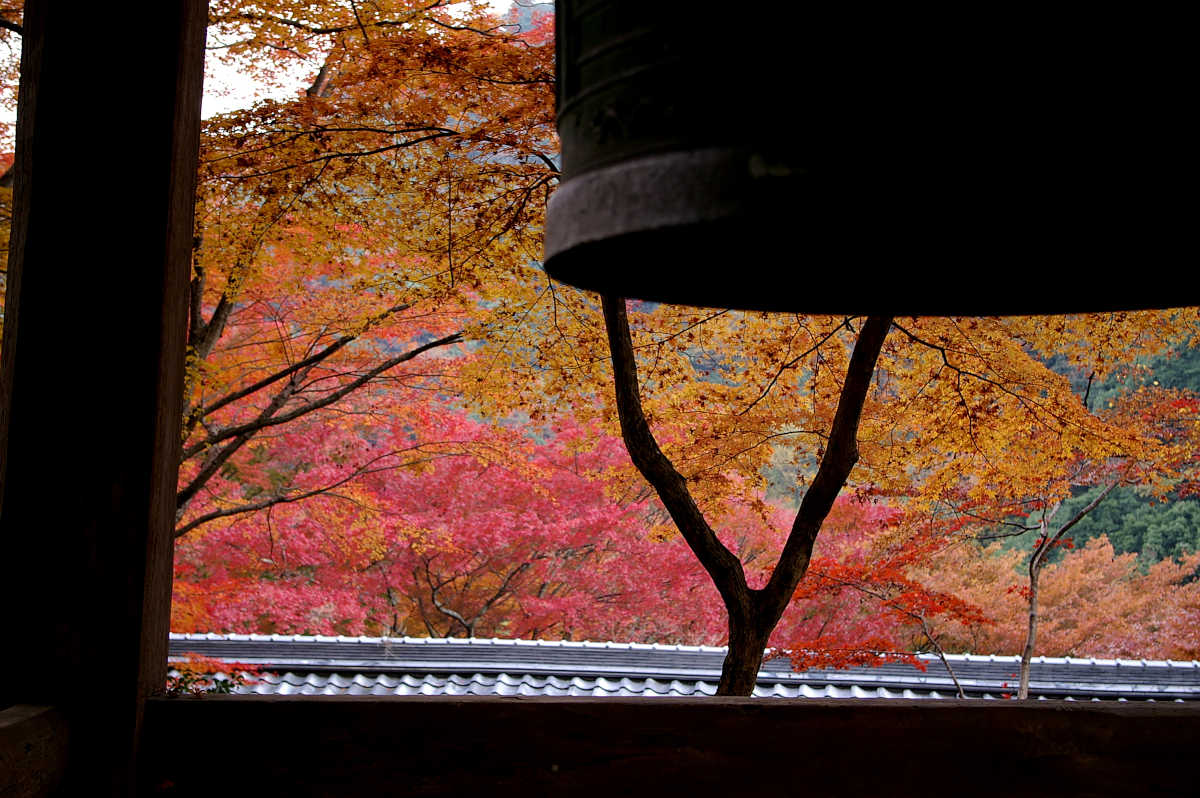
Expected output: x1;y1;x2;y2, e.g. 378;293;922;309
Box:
543;3;1191;314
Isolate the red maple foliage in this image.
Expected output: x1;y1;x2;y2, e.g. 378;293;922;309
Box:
174;412;727;643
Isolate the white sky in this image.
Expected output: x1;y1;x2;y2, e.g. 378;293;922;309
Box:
0;4;523;144
201;51;309;119
201;1;516;119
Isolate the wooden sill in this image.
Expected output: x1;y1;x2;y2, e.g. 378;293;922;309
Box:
142;696;1200;796
0;705;69;798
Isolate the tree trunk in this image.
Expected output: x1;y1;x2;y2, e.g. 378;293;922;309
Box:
1018;564;1040;699
717;600;770;696
1017;482;1120;700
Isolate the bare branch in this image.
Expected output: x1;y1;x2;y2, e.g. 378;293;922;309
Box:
960;507;1042;537
739;317;856;416
177;371;305;510
1030;478;1122;572
918;615;966;699
467;562;531;628
186;302;411;431
528;150;559;174
601;296;746;604
177;331;461;511
174;446;453;538
181;331;462;460
762;316;893;612
229;3;445;37
423;559;474;636
348;1;372;45
890;320;1088;439
188;251;206;348
214;131;459;180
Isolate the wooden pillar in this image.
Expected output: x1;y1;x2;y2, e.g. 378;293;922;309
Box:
0;1;207;793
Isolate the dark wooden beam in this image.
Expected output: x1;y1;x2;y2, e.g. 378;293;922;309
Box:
0;1;208;793
143;696;1200;796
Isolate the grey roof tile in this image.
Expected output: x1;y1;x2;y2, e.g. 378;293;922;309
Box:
169;633;1200;700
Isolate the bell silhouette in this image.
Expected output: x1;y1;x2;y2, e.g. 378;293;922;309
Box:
544;3;1192;314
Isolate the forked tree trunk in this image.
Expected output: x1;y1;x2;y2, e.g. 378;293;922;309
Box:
601;296;893;696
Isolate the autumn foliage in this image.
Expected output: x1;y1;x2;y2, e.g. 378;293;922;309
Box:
173;414;730;643
165;653;260;697
914;537;1200;661
176;1;555;545
2;1;1199;689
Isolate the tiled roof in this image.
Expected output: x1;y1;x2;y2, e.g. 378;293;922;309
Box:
169;633;1200;700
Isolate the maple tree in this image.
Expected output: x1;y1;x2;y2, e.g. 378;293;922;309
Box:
176;1;556;539
887;322;1198;691
862;323;1200;696
601;301;894;694
985;385;1200;696
777;322;1200;696
479;298;1200;694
